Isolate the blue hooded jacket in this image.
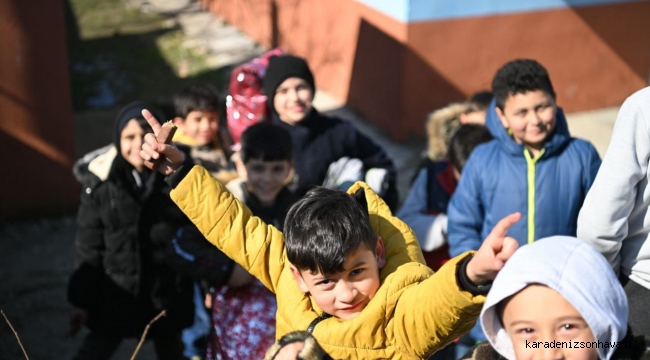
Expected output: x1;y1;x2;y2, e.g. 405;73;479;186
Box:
448;100;601;255
448;100;601;342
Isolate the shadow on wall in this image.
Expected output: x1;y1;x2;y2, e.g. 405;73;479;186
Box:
347;19;465;140
0;0;78;219
569;1;650;88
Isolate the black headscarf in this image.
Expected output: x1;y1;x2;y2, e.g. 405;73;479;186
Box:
111;101;165;198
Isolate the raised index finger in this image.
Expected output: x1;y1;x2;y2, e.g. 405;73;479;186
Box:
488;212;521;240
141;109;162;136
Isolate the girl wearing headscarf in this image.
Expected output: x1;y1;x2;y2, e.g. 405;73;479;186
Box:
67;102;194;360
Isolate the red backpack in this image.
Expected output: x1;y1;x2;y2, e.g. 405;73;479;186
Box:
226;48;284;149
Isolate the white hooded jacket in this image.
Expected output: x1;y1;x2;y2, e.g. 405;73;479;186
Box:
577;86;650;290
480;236;628;360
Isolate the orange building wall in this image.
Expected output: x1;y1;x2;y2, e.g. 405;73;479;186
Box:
202;0;650;139
0;0;78;218
403;2;650;136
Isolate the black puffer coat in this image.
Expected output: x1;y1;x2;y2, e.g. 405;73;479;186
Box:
68;145;194;337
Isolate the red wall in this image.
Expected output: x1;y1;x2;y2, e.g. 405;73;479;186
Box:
0;0;78;218
202;0;650;139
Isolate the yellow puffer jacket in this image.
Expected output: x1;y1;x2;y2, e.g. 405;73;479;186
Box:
171;165;485;359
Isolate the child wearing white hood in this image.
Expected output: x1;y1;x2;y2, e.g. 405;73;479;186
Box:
474;236;646;360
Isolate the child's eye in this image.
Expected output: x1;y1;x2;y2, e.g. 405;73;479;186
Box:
317;279;332;286
516;328;534;334
560;323;577;331
350;268;364;277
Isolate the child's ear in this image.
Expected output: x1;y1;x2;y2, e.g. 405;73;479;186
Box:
352;189;368;212
289;265;310;293
375;237;386;269
494;107;509;129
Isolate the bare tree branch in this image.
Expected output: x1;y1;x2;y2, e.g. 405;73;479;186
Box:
1;310;30;360
130;310;167;360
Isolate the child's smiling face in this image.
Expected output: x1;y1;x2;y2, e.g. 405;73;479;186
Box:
290;239;386;320
120;119;150;172
496;90;556;153
500;284;598;360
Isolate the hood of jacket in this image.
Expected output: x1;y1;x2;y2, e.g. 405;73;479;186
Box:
485;99;571;157
425;102;465;161
72;144;117;184
481;236;628;360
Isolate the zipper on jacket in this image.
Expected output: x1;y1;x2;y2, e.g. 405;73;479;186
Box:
524;148;545;244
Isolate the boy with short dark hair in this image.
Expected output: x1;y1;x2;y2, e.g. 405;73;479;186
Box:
140;110;525;359
170;84;235;359
172;84;232;182
228;122;297;224
447;59;601;347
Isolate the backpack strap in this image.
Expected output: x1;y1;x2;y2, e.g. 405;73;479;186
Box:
306;313;333;334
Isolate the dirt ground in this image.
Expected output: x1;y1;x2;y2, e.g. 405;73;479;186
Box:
0;217;158;360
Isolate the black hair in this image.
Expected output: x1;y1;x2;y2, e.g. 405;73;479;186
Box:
240;122;292;163
173;84;220;119
466;91;493;113
449;124;494;173
284;187;376;276
491;59;556;111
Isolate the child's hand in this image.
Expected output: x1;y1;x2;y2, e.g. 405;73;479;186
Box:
465;212;521;285
139;109;185;175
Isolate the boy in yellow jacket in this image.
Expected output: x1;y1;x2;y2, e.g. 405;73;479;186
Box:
139;110;521;359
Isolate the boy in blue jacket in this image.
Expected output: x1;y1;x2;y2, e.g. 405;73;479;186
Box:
447;59;601;351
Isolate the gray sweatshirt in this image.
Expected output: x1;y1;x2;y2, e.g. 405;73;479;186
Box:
577;86;650;290
481;236;627;360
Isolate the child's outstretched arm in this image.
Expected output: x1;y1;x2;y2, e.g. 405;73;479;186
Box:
140;110;287;293
394;213;520;358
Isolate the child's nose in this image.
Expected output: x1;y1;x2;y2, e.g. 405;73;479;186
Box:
338;283;357;303
288;88;299;102
260;170;272;181
537;339;564;360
